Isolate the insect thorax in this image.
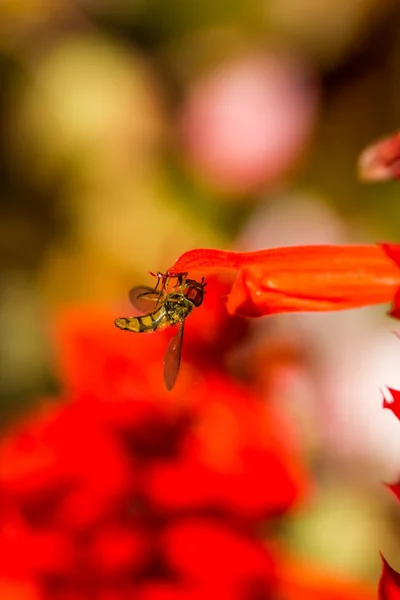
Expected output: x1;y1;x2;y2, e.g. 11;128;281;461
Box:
164;295;194;325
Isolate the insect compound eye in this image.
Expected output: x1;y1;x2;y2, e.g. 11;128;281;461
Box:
184;285;204;307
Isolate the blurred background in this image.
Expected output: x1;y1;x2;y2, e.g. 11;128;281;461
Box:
2;0;400;597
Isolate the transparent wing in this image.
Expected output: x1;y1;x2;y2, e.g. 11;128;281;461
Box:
128;286;163;314
163;322;184;391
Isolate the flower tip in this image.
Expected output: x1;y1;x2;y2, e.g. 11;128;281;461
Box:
381;387;390;407
382;386;395;408
378;552;400;598
358;132;400;182
389;306;400;320
358;148;392;182
379;552;389;566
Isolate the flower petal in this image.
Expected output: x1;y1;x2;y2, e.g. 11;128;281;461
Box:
381;245;400;318
162;518;276;588
385;480;400;504
383;387;400;421
379;554;400;600
168;247;253;273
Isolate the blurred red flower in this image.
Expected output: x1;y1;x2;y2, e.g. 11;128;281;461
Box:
0;277;375;599
168;244;400;317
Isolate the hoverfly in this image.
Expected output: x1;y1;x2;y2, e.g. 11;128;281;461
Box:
114;272;206;391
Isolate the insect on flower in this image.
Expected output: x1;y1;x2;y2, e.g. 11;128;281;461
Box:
114;272;206;391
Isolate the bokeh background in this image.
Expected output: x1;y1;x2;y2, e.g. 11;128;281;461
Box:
2;0;400;598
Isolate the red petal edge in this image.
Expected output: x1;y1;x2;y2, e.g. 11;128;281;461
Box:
382;386;400;503
379;554;400;600
168;248;262;274
382;388;400;421
382;245;400;320
384;481;400;504
381;244;400;268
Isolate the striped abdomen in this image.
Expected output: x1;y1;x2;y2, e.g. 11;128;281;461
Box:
114;305;169;333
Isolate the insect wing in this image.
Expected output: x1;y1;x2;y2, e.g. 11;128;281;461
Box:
163;322;184;391
128;286;162;314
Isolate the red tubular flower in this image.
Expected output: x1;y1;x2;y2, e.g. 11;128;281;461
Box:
168;244;400;317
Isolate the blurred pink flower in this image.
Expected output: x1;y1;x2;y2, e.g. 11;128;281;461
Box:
178;53;318;195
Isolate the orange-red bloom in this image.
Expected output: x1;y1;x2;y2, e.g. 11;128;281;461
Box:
168;244;400;317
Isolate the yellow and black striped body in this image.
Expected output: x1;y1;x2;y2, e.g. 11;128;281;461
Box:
115;276;206;391
114;293;195;334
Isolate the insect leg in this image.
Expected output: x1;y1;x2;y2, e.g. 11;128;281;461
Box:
148;271;170;308
173;272;188;298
